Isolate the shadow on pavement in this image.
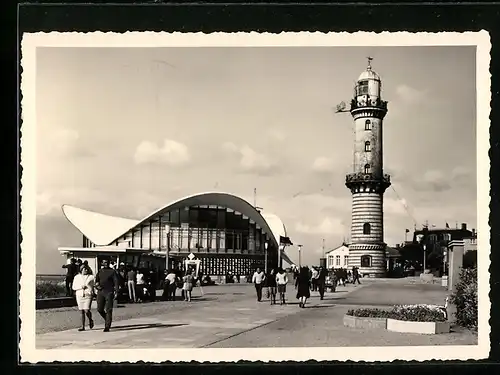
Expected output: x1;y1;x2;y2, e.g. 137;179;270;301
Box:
111;323;187;332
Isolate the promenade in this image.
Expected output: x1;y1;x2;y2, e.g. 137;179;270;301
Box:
36;279;477;349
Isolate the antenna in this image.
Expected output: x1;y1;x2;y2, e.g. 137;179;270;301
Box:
253;188;257;207
322;238;325;258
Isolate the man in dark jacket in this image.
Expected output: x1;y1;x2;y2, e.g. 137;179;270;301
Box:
62;258;78;296
317;267;328;300
95;259;119;332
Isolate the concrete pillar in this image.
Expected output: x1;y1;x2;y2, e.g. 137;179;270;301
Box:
448;240;464;293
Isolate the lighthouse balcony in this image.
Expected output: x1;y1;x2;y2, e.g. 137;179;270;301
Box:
345;173;391;192
350;98;388;111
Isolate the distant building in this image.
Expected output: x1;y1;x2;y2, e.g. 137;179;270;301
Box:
325;243;349;269
399;222;476;274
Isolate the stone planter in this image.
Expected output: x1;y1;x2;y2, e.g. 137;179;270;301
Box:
386;318;450;334
442;276;448;288
343;314;388;329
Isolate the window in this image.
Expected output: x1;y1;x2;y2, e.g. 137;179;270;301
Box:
336;255;341;266
365;141;371;152
344;255;349;266
364;164;371;174
361;255;372;268
363;223;371;235
357;80;369;95
328;256;334;268
365;119;372;130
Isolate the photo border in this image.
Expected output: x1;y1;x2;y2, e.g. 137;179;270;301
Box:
19;30;491;363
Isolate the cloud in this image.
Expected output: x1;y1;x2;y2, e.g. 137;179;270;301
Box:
134;139;190;166
395;84;426;104
390;166;473;193
36;188;111;217
311;156;336;173
267;128;286;142
295;216;347;236
222;142;278;175
47;128;93;157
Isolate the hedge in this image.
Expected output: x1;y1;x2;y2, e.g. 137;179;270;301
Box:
36;281;67;299
347;305;447;322
450;267;478;330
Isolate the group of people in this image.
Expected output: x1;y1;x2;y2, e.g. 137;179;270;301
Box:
162;268;200;302
251;266;331;308
251;267;289;305
68;258;120;332
333;266;361;286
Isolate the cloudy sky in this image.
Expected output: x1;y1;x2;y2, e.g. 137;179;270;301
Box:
35;46;477;274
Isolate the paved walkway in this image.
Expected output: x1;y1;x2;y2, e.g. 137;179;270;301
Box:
36;284;361;349
36;279;477;349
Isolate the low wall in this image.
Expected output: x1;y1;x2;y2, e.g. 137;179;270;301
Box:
36;297;77;310
386;318;450;334
343;315;387;330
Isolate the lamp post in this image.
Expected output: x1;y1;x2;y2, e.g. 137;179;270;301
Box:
264;242;268;274
297;244;302;268
422;244;427;273
278;244;284;270
165;224;171;271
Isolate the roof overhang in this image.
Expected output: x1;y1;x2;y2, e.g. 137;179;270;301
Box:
58;246;150;255
61;192;289;250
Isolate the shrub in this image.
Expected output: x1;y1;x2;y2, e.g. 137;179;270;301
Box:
347;305;447;322
450;267;478;330
347;308;392;318
36;281;67;299
391;305;447;322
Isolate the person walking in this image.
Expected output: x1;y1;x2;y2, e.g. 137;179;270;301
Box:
136;269;145;302
182;270;195;302
352;266;361;285
62;258;78;297
276;268;289;305
126;267;137;303
311;267;319;292
295;266;311;308
317;266;327;300
72;265;95;331
95;259;119;332
252;267;266;302
267;269;277;305
165;270;178;301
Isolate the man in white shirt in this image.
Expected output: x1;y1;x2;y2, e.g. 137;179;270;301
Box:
252;268;266;302
165;270;178;301
311;267;319;291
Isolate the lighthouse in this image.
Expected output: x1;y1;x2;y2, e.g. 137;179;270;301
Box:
345;58;391;278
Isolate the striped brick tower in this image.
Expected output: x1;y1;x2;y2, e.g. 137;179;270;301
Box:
345;57;391;278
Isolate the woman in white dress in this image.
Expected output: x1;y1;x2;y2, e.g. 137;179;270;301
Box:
72;265;95;331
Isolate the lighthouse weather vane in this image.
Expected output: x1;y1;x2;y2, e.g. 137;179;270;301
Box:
367;56;373;69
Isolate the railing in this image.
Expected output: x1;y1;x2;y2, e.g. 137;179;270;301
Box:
350;98;388;111
345;172;391;184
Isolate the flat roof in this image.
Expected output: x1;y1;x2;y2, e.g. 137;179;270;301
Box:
58;246;149;254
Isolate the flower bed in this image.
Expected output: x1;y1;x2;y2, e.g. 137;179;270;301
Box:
345;304;450;334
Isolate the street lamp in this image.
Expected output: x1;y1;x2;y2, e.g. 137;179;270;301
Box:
422;244;427;273
264;242;269;274
297;244;303;268
278;244;285;270
165;224;171;271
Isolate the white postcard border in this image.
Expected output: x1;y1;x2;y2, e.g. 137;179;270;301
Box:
20;31;491;363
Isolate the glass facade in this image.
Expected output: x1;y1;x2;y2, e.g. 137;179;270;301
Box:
107;204;276;276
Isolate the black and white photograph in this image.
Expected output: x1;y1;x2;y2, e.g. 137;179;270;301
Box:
20;32;490;362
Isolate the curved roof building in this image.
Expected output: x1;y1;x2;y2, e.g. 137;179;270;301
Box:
59;192;294;276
